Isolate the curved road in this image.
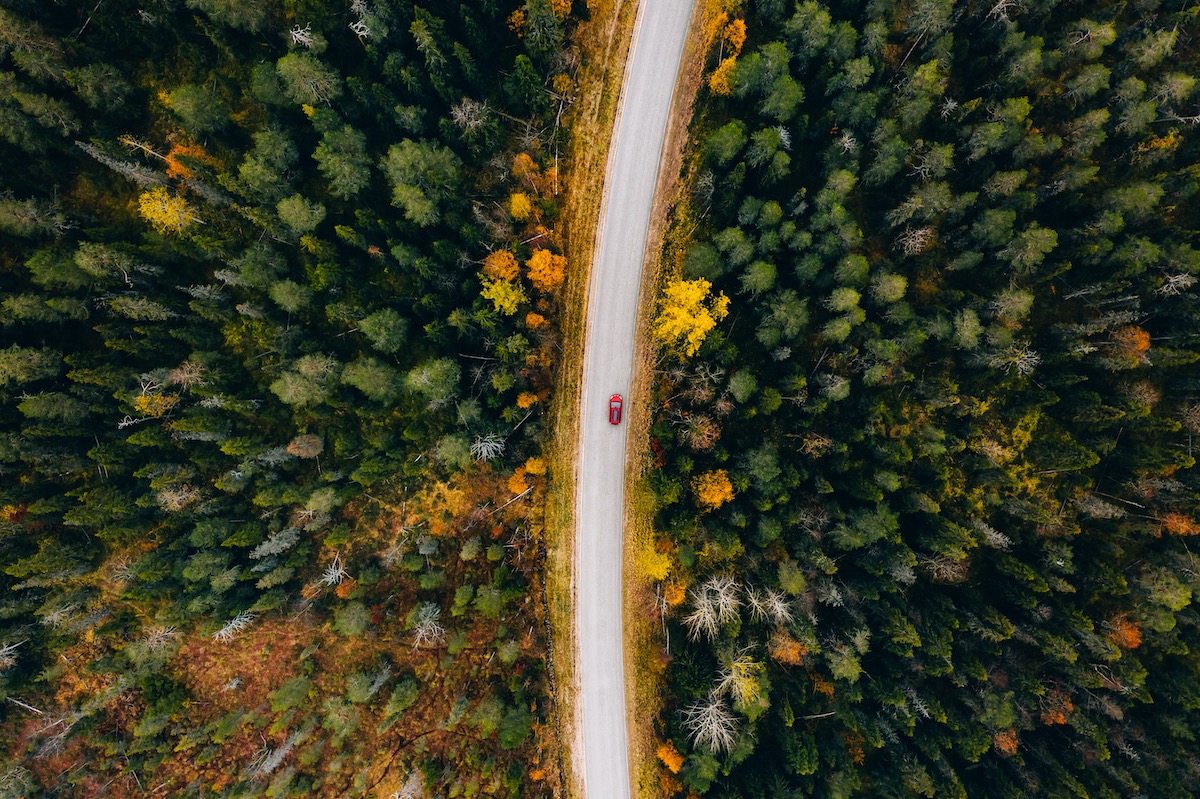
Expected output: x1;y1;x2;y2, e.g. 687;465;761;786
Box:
576;1;696;798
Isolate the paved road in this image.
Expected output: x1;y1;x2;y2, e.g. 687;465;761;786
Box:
576;1;696;798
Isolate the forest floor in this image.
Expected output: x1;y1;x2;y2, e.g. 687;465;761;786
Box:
546;1;640;797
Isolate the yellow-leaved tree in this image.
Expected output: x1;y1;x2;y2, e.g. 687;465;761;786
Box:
481;277;526;315
693;469;734;510
526;248;566;292
708;57;737;96
509;191;533;221
137;187;198;235
653;277;730;357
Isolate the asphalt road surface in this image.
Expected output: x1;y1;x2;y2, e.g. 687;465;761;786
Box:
576;1;696;797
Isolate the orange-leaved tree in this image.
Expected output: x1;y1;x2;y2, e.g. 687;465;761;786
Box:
693;469;734;510
483;249;520;280
526;248;566;293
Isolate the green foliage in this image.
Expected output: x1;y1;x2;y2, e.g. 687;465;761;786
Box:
658;0;1200;796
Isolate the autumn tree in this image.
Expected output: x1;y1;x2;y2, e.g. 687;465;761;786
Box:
653;277;730;357
525;248;565;292
693;469;734;510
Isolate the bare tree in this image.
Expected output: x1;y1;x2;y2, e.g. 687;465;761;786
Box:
212;611;256;643
410;603;445;649
681;696;738;754
764;589;795;625
320;553;349;586
470;434;505;462
743;587;768;623
704;575;742;624
0;641;22;671
683;592;719;642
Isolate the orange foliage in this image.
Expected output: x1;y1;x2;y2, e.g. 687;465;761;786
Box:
526;248;567;293
507;468;529;495
657;740;684;773
483;249;520;281
692;469;734;510
1109;326;1151;365
335;578;357;599
1106;614;1143;650
508;9;526;34
517;391;540;409
663;581;687;606
550;0;572;18
165;142;216;180
769;632;809;665
843;729;866;764
722;19;747;54
993;728;1019;756
525;311;548;329
660;773;684;796
1039;688;1074;725
513;152;538;181
708;56;737;96
813;675;836;697
1161;512;1200;536
703;11;729;47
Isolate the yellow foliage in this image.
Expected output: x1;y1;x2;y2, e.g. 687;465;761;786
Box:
657;741;684;774
517;391;539;408
550;0;572;18
509;191;533;222
526;248;566;293
524;457;547;476
723;19;747;54
636;539;672;581
551;73;574;95
708;56;737;96
704;11;729;47
301;104;316;118
0;504;24;522
137;187;196;235
653;277;730;357
525;311;548;329
133;393;179;418
481;277;527;315
692;469;734;510
483;249;520;281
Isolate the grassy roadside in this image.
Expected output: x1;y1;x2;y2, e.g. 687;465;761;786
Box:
544;1;640;797
623;2;726;797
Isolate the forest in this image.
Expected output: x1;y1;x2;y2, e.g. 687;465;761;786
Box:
0;0;576;796
648;0;1200;797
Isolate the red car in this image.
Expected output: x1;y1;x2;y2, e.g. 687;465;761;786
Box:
608;394;623;425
